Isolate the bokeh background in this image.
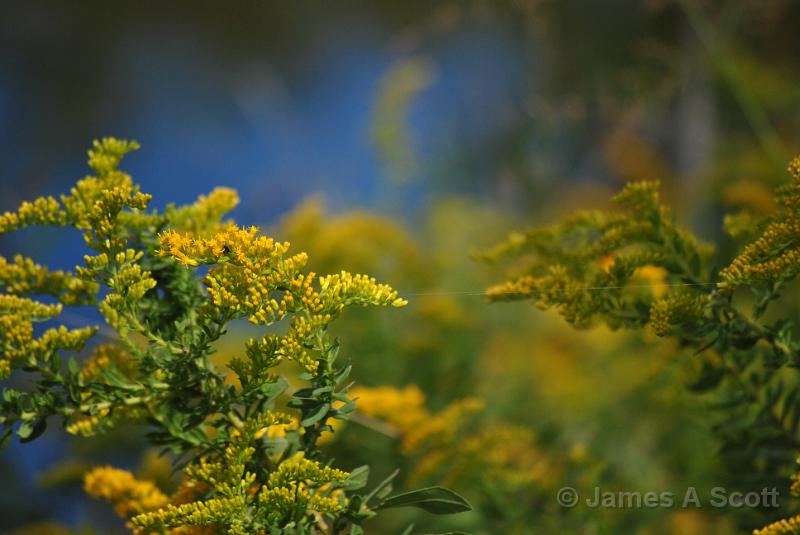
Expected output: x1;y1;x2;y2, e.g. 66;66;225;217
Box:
1;1;800;533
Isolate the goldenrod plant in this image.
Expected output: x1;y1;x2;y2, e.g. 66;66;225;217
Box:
0;138;472;534
481;158;800;532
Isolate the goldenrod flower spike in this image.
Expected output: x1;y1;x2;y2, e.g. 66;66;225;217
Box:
754;516;800;535
0;255;98;305
720;156;800;291
480;179;714;331
84;466;169;517
164;187;240;235
158;225;405;375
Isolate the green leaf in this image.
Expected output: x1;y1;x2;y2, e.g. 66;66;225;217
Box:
256;377;289;403
301;402;330;427
103;369;136;389
344;465;370;491
16;421;33;440
67;358;79;377
312;385;334;396
377;486;472;514
326;338;341;364
335;364;352;386
18;418;47;443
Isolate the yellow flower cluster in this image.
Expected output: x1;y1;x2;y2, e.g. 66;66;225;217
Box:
0;138;156;385
159;225;304;327
159;225;293;268
273;315;330;373
84;464;212;534
258;453;349;524
1;139;148;248
351;385;428;430
164;187;240;235
485;262;629;327
110;261;157;300
78;182;152;249
721;221;800;290
403;397;485;453
267;452;348;489
0;255;97;305
84;466;169;517
720;156;800;290
75;248;158;334
160;226;405;313
481;180;713;332
485;270;565;305
649;292;711;337
0;196;67;234
117;412;349;533
0;296;58;365
34;325;97;358
159;225;405;373
412;424;561;488
132;496;248;532
0;292;61;321
635;265;668;298
754;515;800;535
79;343;132;381
0;295;95;371
0;138;147;244
259;482;343;521
351;385;562;493
319;271;408;309
351;385;483;453
65;408;111;437
86;137;141;175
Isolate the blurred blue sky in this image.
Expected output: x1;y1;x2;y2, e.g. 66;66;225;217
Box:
0;5;523;261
